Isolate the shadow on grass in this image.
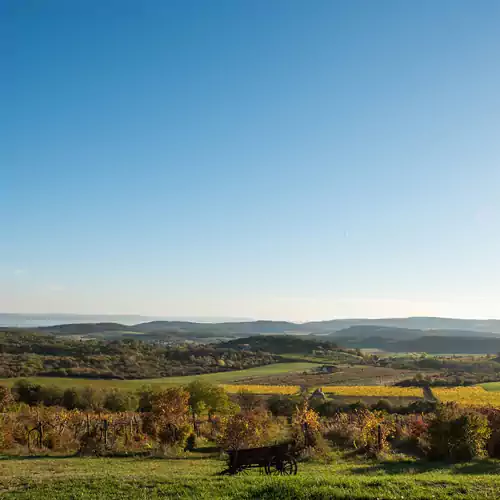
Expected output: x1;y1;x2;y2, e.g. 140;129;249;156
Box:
350;459;500;476
454;461;500;475
194;446;220;454
0;454;76;461
0;451;158;461
0;449;223;462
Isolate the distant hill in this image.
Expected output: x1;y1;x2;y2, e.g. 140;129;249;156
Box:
326;325;423;340
5;315;499;334
6;319;500;354
393;336;500;354
305;317;500;334
219;335;338;354
37;322;141;335
35;320;304;339
326;325;500;341
3;316;500;344
330;325;500;353
335;335;500;354
134;320;303;335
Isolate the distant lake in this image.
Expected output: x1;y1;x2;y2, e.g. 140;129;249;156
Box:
0;314;252;328
3;319;63;327
0;315;149;327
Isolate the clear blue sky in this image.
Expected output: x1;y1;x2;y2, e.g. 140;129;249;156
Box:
2;0;500;320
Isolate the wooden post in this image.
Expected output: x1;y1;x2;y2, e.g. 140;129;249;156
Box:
103;420;108;446
377;424;382;453
36;421;43;448
303;422;309;448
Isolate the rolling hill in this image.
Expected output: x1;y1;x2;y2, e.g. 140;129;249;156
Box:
335;335;500;354
27;317;500;338
306;317;500;334
3;316;500;352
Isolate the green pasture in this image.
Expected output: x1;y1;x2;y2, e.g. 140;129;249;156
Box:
284;353;362;364
481;382;500;392
0;362;317;390
0;454;499;499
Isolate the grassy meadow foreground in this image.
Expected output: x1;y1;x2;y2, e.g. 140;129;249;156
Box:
2;455;500;499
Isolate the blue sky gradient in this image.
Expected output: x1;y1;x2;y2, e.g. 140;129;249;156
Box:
2;0;500;320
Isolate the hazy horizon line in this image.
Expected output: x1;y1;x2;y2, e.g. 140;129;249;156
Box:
2;312;500;323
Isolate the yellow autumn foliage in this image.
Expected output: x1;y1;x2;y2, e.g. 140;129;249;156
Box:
321;386;423;397
219;384;500;408
221;385;423;397
221;385;300;395
433;387;500;408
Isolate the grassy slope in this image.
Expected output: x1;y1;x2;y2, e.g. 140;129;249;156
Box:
0;362;317;389
481;382;500;391
1;455;500;499
284;353;363;363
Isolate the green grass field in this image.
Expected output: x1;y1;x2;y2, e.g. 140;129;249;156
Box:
1;454;499;499
0;362;317;390
283;353;363;364
481;382;500;391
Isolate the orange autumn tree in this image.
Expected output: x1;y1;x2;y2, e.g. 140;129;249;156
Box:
217;409;277;450
147;387;192;448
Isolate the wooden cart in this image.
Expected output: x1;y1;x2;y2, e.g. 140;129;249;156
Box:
220;443;298;476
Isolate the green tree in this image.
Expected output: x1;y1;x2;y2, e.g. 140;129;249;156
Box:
12;379;42;405
186;381;232;435
426;403;491;461
80;387;103;411
103;389;137;412
62;388;80;410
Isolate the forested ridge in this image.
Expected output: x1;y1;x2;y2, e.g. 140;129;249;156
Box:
220;335;338;354
0;331;278;379
337;335;500;354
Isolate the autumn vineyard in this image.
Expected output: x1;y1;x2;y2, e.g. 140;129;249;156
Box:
223;384;500;408
2;380;500;458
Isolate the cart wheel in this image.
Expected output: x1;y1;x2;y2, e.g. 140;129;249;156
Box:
265;454;298;475
236;466;249;475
